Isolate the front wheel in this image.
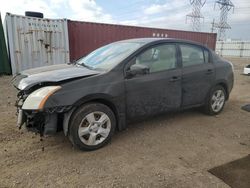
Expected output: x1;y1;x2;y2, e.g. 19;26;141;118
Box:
204;85;226;115
69;103;116;151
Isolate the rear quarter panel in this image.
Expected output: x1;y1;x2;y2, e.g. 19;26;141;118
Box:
213;58;234;96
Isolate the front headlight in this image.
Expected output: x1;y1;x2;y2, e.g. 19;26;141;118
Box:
22;86;61;110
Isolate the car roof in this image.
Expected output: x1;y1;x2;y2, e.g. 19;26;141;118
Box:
116;38;208;49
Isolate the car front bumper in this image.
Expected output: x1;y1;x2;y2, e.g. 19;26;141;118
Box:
15;94;70;135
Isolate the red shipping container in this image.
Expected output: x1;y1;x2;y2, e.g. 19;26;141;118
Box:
68;20;217;62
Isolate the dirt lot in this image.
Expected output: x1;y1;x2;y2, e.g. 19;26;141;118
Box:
0;57;249;188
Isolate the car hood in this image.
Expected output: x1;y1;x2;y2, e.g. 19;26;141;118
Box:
12;64;101;90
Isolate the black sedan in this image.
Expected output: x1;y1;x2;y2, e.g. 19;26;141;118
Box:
13;38;234;151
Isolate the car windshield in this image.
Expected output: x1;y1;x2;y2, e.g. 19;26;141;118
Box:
76;42;144;70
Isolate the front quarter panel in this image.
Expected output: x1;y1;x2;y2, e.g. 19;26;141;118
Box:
44;71;125;114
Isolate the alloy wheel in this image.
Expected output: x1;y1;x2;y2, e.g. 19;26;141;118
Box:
78;111;111;146
211;89;225;113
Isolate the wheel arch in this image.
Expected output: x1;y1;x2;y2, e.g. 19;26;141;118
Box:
215;81;229;100
73;94;119;118
203;81;229;115
63;94;123;136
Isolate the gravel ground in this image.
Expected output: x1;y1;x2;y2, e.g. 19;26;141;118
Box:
0;57;249;188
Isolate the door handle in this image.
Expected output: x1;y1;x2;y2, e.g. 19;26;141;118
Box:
169;76;181;82
206;69;213;75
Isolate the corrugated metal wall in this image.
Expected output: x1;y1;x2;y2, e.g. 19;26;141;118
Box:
68;21;217;61
0;13;11;74
5;13;70;74
216;41;250;58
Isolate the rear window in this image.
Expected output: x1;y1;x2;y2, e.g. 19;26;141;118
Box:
180;44;205;67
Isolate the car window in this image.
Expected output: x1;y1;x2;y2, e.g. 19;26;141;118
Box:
180;44;205;67
212;51;222;62
204;49;209;63
134;44;177;73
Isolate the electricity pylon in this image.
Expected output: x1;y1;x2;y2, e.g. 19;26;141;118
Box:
186;0;206;31
214;0;234;40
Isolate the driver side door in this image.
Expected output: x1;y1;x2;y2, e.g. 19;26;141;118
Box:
124;43;182;119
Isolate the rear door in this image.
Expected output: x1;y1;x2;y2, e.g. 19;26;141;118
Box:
124;43;182;119
179;44;215;106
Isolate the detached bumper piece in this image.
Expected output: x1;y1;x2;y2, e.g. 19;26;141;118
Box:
25;111;46;134
243;64;250;75
20;111;59;136
23;111;58;136
17;109;25;128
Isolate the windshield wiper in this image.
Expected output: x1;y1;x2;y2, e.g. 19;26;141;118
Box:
67;60;75;65
76;62;93;69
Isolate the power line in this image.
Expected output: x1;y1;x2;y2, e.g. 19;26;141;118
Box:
186;0;206;31
113;0;249;34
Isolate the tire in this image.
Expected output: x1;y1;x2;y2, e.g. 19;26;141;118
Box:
203;85;226;115
68;103;116;151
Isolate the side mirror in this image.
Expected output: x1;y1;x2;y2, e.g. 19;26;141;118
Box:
126;64;150;78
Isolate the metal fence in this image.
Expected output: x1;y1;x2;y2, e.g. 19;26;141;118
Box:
216;41;250;58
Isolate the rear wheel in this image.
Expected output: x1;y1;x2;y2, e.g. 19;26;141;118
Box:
69;103;116;151
204;85;226;115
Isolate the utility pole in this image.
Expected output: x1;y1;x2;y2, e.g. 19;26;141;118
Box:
186;0;206;31
214;0;234;40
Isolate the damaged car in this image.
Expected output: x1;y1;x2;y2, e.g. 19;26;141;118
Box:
13;38;234;151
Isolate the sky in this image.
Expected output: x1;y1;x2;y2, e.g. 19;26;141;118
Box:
1;0;250;40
